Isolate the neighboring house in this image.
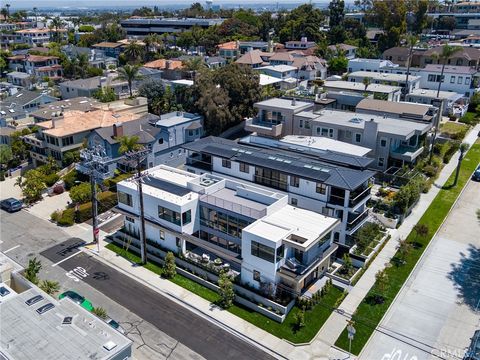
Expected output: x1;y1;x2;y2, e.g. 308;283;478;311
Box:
205;56;226;69
14;28;67;45
461;35;480;47
0;90;58;126
347;71;421;94
235;50;272;68
347;58;398;73
292;55;327;80
29;97;101;122
0;252;132;360
382;46;414;67
6;72;32;88
92;42;125;59
7;55;63;80
327;43;358;59
0;126;16;145
355;98;438;123
406;88;469;117
294;109;431;171
116;164;340;295
218;41;239;60
256;65;298;80
323;80;402;102
61;45;118;69
25;105;145;166
58;69;160;99
414;46;480;68
88;111;203;173
143;59;183;80
120;17;225;37
418;64;478;98
184;136;374;248
285;37;317;53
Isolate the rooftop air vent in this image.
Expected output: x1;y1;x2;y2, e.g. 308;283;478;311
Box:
103;341;117;351
36;303;55;315
200;178;215;187
25;294;44;306
62;316;73;325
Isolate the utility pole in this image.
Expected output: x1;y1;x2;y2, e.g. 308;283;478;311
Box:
78;145;116;253
123;148;150;264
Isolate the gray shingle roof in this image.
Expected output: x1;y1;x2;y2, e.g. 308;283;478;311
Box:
184;137;374;191
93;113;161;144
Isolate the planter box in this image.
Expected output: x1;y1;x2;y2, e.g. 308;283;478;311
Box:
371;212;399;229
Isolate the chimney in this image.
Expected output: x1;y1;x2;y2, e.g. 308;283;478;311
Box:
301;37;307;43
113;122;123;138
165;60;171;70
52;115;65;129
291;98;296;106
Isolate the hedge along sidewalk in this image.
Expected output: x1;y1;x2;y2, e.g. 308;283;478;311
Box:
104;242;344;345
335;140;480;355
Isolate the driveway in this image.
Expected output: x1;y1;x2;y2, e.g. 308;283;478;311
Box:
360;180;480;360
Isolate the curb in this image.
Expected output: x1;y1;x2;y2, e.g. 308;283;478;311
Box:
82;246;289;360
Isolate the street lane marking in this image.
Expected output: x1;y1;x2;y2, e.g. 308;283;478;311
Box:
52;250;82;267
3;245;20;253
65;266;89;282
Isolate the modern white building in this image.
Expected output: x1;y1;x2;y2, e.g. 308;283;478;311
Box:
323;80;402;102
406;88;469;117
116;165;340;294
347;71;421;94
185;136;374;248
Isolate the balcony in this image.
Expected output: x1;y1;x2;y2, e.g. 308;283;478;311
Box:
390;145;424;162
348;185;372;207
245;118;283;138
23;135;45;148
346;208;370;233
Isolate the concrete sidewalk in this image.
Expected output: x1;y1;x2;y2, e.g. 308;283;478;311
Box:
309;124;480;359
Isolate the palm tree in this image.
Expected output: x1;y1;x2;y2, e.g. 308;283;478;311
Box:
50;16;65;43
76;53;89;78
429;44;463;163
39;280;60;295
123;41;144;64
1;8;7;20
5;3;10;19
403;34;418;100
115;65;142;98
182;56;206;80
118;135;142;154
144;34;161;53
453;143;469;186
33;7;38;27
362;77;371;91
92;307;108;320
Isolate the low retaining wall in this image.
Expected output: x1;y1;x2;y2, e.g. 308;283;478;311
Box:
111;236;290;322
371;212;399;229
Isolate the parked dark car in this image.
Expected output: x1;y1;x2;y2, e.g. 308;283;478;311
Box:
0;198;23;212
472;165;480;181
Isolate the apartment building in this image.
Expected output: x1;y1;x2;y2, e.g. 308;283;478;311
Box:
92;42;125;59
14;28;68;45
116;164;340;293
24;98;147;166
294;110;431;171
184;136;374;248
120;17;225;37
406;88;469;117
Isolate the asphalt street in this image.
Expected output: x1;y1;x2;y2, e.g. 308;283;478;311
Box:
41;240;275;360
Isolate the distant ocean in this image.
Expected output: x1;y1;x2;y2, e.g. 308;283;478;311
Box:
11;0;352;11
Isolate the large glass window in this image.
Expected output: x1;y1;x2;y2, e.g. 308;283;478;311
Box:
158;206;181;226
251;241;275;263
316;183;327;195
118;192;132;206
222;159;231;168
239;162;249;173
290;176;299;188
200;206;251;238
182;210;191;225
254;166;288;191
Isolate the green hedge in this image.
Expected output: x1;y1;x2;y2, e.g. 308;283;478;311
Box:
57;208;75;226
77;191;117;223
103;172;133;192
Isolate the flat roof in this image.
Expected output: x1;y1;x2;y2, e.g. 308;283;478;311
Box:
407;88;465;100
280;135;372;157
202;187;268;212
356;98;433;116
254;98;312;111
245;205;339;248
348;71;420;82
155;111;201;127
259;74;282;86
0;288;131;360
301;109;431;137
324;80;401;94
257;65;298;72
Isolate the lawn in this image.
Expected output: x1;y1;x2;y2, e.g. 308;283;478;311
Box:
105;242;344;343
335;141;480;355
440;121;469;140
